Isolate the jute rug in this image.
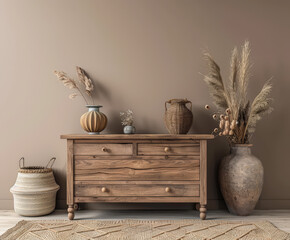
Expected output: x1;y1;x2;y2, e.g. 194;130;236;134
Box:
1;219;289;240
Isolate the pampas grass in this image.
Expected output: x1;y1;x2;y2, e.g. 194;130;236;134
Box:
54;71;77;89
76;66;94;96
203;41;273;144
55;67;95;105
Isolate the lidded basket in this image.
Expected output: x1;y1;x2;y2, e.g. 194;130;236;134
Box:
10;157;60;216
164;98;193;134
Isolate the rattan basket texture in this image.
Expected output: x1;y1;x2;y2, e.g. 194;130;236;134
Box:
10;157;60;217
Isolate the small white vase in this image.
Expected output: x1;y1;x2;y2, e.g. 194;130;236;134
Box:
123;125;136;134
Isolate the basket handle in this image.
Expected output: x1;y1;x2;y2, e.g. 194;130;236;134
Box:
46;157;56;168
19;157;25;169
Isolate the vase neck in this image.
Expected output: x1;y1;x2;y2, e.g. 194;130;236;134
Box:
86;105;102;112
231;145;252;155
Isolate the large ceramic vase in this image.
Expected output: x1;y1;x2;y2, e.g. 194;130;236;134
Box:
80;105;107;134
164;98;193;134
219;144;264;215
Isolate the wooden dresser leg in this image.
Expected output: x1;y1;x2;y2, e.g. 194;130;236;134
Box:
68;205;75;220
200;204;207;220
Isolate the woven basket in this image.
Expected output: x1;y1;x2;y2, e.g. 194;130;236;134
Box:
164;98;193;134
10;157;60;217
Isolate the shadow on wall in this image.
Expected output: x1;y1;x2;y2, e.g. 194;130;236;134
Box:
137;117;160;134
107;111;123;134
86;71;112;104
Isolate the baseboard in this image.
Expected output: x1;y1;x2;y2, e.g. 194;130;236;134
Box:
1;199;290;210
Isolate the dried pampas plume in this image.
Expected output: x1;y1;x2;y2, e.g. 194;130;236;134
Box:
203;41;273;144
69;93;78;99
202;53;230;110
55;67;96;105
76;66;94;95
54;71;76;89
246;80;273;134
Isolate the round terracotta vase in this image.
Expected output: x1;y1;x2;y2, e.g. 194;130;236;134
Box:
80;105;107;134
219;144;264;216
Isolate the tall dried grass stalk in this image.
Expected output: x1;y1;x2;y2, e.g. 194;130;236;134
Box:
203;41;273;144
55;67;96;105
76;66;94;104
203;53;231;110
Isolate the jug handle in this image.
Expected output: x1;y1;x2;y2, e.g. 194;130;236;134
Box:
186;101;192;112
165;100;171;111
19;157;25;169
46;157;56;169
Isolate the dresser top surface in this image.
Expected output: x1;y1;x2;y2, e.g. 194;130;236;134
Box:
60;134;214;140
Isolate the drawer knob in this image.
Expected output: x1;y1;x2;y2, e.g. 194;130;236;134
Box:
164;147;170;153
102;147;107;152
165;187;171;193
101;187;108;192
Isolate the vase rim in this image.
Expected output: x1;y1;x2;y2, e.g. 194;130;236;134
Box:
231;144;253;147
86;105;103;108
167;98;190;104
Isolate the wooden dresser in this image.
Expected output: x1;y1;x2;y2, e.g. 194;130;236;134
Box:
61;134;213;220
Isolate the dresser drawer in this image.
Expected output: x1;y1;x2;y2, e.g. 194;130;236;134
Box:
74;143;133;155
138;143;199;156
74;158;200;181
75;183;200;197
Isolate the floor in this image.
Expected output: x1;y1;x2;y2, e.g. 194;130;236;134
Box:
0;209;290;236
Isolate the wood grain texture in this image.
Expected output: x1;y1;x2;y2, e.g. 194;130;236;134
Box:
74;143;133;155
66;140;74;206
74;139;201;144
74;180;200;185
75;184;200;197
200;140;207;206
75;159;199;170
74;166;199;181
200;140;207;220
138;143;200;156
62;134;211;220
74;155;200;161
74;196;200;203
61;134;214;140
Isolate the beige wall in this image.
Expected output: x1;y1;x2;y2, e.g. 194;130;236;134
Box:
0;0;289;210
